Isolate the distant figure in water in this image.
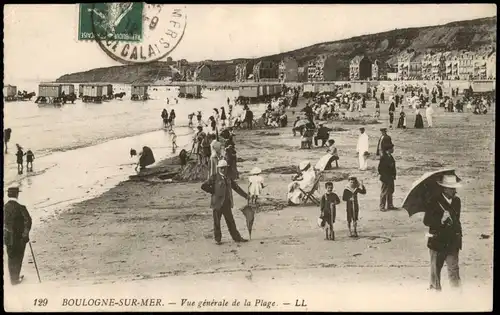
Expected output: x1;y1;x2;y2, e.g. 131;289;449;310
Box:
26;150;35;172
227;97;230;105
16;144;25;174
175;98;178;104
169;109;176;126
161;109;169;128
131;146;155;172
4;128;12;153
166;98;170;105
188;112;194;128
171;132;178;153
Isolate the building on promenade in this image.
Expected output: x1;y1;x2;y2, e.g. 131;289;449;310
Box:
279;57;299;82
349;55;372;80
409;53;423;80
444;51;460;80
235;61;254;82
458;50;474;80
306;54;340;82
486;51;496;80
253;60;279;82
397;51;415;80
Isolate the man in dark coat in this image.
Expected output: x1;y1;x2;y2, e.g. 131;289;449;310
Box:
378;144;396;211
4;186;32;285
314;123;333;147
201;160;249;245
423;174;463;291
376;128;393;157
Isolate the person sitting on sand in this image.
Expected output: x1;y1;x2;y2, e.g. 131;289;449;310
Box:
131;146;155;172
287;161;317;206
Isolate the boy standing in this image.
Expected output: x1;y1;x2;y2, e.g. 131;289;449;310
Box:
342;177;367;237
319;182;341;240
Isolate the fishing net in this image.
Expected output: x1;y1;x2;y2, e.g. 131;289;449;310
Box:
174;161;210;182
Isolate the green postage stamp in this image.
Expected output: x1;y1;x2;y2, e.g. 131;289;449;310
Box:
78;3;144;42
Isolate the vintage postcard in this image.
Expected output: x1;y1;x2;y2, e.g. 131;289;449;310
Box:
3;3;495;312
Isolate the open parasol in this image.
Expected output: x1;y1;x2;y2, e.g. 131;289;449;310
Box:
402;168;460;217
294;119;310;128
240;205;255;239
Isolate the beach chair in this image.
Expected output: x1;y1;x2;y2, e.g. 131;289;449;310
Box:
299;171;323;205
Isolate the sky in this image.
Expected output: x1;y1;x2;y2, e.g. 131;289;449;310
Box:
3;4;496;82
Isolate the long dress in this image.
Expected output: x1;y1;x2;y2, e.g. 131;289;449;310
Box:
248;175;264;197
225;146;238;180
414;111;424;129
287;168;317;205
397;112;407;129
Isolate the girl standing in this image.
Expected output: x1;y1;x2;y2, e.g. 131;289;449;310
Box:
248;167;265;204
342;177;366;237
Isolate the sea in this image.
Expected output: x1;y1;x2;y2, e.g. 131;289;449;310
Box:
3;80;269;226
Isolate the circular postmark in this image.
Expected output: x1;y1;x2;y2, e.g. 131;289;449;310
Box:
90;3;187;64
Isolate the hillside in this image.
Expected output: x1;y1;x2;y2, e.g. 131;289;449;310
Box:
56;16;497;83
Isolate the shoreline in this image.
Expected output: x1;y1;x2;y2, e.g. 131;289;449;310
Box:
24;96;493;301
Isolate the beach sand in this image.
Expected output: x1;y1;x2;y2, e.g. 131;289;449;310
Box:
9;97;494;311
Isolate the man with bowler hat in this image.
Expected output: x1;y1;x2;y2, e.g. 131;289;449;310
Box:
424;173;463;291
201;160;249;245
4;186;32;285
376;128;393;157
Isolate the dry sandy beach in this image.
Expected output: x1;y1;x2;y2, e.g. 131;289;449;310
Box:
7;97;494;311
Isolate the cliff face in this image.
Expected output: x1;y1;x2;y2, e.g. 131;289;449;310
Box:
56;16;497;83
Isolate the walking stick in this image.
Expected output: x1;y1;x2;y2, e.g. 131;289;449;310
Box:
28;241;41;283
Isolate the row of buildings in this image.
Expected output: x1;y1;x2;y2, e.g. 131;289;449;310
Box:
170;48;496;83
395;48;496;81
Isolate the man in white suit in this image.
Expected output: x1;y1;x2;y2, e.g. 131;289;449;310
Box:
356;127;369;171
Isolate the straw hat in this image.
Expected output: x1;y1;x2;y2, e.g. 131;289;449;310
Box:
299;161;311;171
217;160;228;168
250;167;261;175
437;174;462;188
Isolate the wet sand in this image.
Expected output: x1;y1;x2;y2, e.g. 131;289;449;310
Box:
12;96;494;311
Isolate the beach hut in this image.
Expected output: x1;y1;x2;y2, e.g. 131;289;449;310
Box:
80;84;104;103
179;85;202;98
35;83;64;104
61;84;75;95
131;84;149;101
100;84;114;100
350;81;369;94
3;85;17;101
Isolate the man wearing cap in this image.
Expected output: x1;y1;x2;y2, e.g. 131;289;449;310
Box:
314;123;333;147
378;144;396;211
4;186;32;285
287;161;317;205
356;127;369;171
376;128;393;157
201;160;249;245
423;174;463;291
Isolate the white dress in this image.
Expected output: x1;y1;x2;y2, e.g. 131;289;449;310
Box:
248;175;264;197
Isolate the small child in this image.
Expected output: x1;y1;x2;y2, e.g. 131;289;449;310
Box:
26;150;35;172
319;181;341;240
248;167;265;204
171;132;178;153
342;176;366;238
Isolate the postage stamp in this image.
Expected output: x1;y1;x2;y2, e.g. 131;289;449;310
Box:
78;3;144;42
89;3;187;64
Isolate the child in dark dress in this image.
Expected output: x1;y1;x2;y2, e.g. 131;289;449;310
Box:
26;150;35;172
342;176;366;237
319;182;341;240
16;144;25;174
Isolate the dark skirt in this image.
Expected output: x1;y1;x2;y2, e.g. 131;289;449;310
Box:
414;114;424;128
221;112;227;120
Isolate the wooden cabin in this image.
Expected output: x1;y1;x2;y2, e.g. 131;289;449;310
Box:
61;84;75;95
80;84;104;103
131;85;149;101
179;85;202;98
3;85;17;101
